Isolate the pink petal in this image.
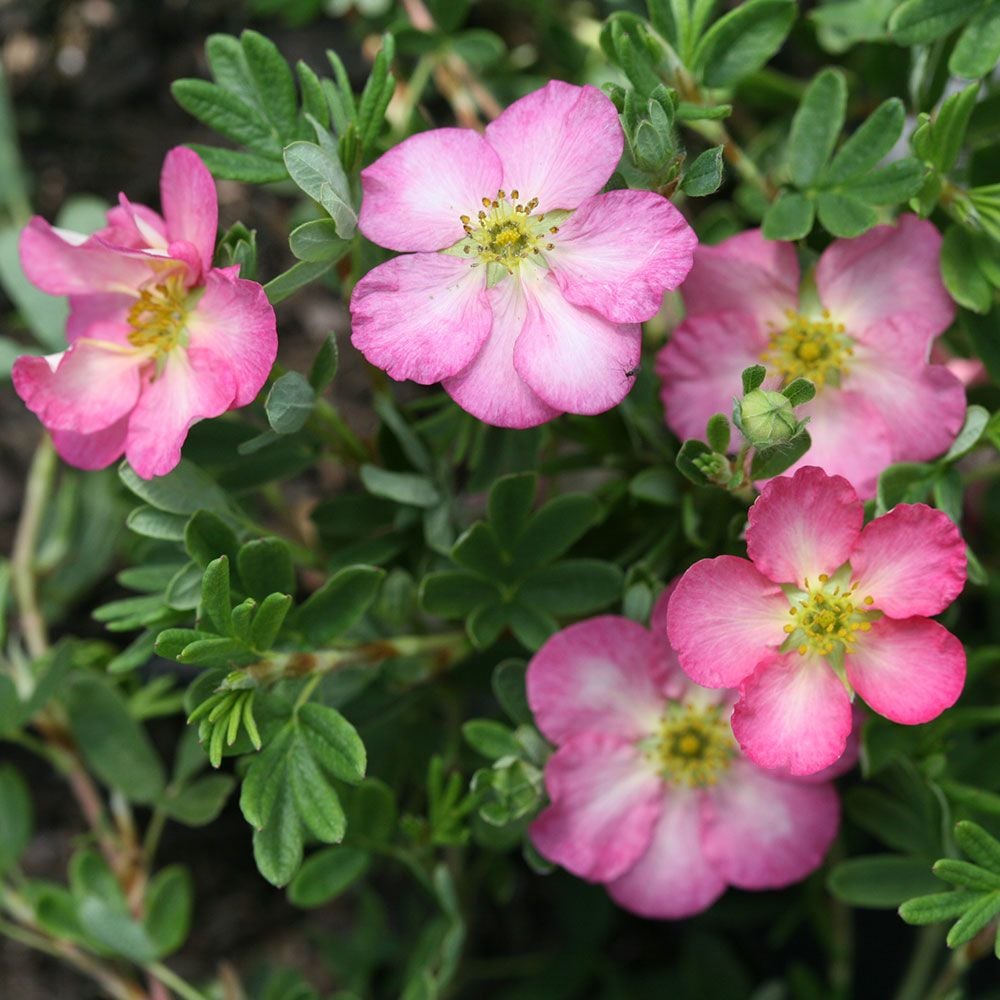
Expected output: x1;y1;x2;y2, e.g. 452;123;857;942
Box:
443;276;560;428
850;504;966;618
185;270;278;407
513;270;641;415
12;343;143;434
847;319;967;466
680;229;799;327
160;147;219;273
607;789;726;918
484;82;623;213
701;758;840;889
526;616;671;745
548;189;696;323
349;252;491;384
781;389;894;500
52;416;129;471
124;347;237;479
359;129;503;252
656;311;768;450
19;217;153;296
103;195;168;251
747;466;863;587
845;617;966;725
666;556;790;688
731;654;854;776
530;732;663;882
816;215;955;347
66;293;133;344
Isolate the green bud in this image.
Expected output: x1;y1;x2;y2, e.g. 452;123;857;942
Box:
739;390;799;446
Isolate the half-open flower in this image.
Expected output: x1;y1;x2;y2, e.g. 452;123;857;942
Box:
12;147;277;479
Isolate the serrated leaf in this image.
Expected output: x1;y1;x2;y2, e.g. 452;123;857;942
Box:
187;144;287;183
171;79;280;155
241;30;297;141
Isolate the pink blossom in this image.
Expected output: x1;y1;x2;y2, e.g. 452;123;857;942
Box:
12;147;277;479
350;81;696;427
656;217;966;497
526;592;842;919
667;466;967;776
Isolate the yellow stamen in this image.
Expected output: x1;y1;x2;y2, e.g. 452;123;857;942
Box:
762;308;853;388
650;703;735;788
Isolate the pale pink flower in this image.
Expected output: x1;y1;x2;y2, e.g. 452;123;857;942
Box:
656;217;965;497
12;147;277;479
668;466;967;776
350;81;696;427
527;592;842;919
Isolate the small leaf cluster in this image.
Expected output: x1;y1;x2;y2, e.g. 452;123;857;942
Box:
420;473;623;651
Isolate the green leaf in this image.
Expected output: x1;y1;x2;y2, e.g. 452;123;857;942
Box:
933;858;1000;891
824;98;905;182
241;30;297;140
466;602;510;649
165;562;204;611
828;855;944;908
706;413;731;453
360;465;440;508
65;678;165;804
876;461;936;513
943;405;990;462
250;593;293;651
955;820;1000;874
750;431;812;479
816;191;879;237
266;372;316;434
743;364;767;393
185;510;240;569
346;779;397;843
171;79;280;155
676;438;713;485
682;145;725;196
889;0;983;45
289;218;351;263
143;866;193;957
462;719;522;760
295;565;384;644
947;891;1000;947
924;83;979;173
788;68;847;188
518;559;623;615
119;460;231;516
237;538;296;601
161;774;236;826
0;765;32;875
126;506;189;541
693;0;797;88
899;890;981;925
762;191;815;240
283;141;357;238
187;143;286;183
200;556;233;635
850;158;925;205
949;3;1000;77
309;336;339;391
507;602;559;651
264;259;333;304
510;494;603;569
78;897;158;964
781;377;816;406
487;473;537;546
492;659;531;726
288;847;370;908
962;308;1000;386
420;571;500;617
452;523;507;580
941;224;993;313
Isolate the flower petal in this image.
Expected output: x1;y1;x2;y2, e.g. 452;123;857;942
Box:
349;252;492;384
124;347;237;479
656;311;769;449
747;466;863;587
527;616;671;745
443;276;560;428
847;319;967;466
12;343;143;434
159;147;218;273
850;504;967;618
52;416;129;471
548;189;696;323
731;654;854;776
780;389;894;500
845;617;966;725
66;293;134;343
359;129;503;252
19;217;153;295
185;270;278;407
484;82;623;213
680;229;799;327
666;555;790;688
513;270;641;415
816;214;954;346
701;758;840;889
530;732;663;882
607;789;726;918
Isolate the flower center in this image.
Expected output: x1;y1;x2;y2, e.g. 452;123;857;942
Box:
762;309;853;388
651;702;735;788
127;274;192;355
458;189;558;273
783;573;876;657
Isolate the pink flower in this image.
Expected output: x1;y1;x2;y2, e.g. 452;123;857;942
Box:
526;592;842;919
656;217;965;497
667;466;967;776
12;147;277;479
350;81;696;427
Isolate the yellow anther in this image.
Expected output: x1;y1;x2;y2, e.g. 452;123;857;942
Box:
460;189;555;270
127;273;191;355
762;309;854;388
651;703;735;788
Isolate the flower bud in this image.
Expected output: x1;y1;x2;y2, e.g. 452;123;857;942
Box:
738;389;799;446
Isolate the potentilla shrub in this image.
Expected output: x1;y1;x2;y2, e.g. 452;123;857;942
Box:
1;1;999;997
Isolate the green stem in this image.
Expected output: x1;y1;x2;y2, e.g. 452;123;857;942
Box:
894;926;947;1000
147;961;210;1000
293;673;323;711
311;397;371;464
391;52;437;138
142;806;168;868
